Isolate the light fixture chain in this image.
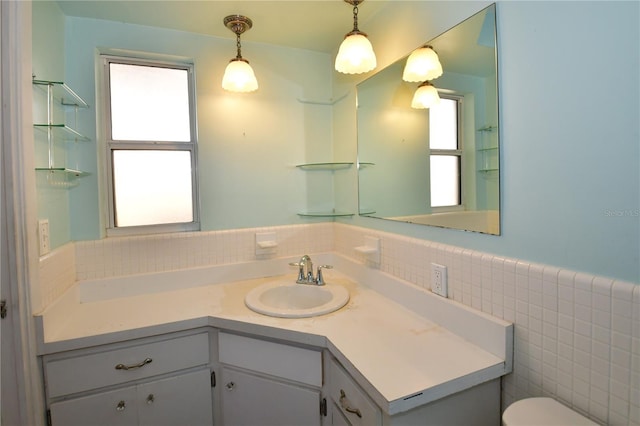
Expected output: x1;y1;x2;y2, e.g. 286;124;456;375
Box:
352;4;359;32
236;32;242;59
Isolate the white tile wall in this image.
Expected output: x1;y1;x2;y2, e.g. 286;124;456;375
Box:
36;242;76;312
73;223;334;280
38;222;639;425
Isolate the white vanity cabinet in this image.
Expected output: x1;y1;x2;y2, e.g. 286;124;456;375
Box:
217;331;323;426
42;330;214;426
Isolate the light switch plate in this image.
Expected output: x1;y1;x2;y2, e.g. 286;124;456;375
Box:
431;263;448;297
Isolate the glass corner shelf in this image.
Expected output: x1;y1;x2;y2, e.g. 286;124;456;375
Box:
478;168;499;173
34;124;90;142
297;211;355;217
296;162;354;170
477;146;498;152
36;168;89;188
477;125;497;132
32;79;89;108
36;167;89;177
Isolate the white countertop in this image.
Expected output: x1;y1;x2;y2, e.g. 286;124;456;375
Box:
35;254;512;415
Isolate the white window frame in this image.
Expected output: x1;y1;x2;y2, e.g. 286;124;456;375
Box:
430;93;464;212
101;54;200;236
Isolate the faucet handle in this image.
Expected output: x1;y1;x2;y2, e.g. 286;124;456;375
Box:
316;265;333;286
289;262;306;283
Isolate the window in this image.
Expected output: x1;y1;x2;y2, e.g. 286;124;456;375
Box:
429;96;462;208
102;56;199;234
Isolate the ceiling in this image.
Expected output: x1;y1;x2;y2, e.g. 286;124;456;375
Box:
56;0;391;53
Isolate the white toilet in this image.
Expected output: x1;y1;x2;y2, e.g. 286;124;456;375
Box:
502;397;599;425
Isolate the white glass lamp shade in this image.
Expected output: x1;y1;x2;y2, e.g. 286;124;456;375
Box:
222;59;258;93
402;46;443;82
335;33;377;74
411;82;441;109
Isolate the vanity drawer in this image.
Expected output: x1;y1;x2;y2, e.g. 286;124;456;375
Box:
218;332;322;387
328;358;381;426
45;332;210;398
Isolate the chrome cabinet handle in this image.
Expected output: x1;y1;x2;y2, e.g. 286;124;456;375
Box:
116;400;126;411
146;394;155;405
225;382;235;391
339;389;362;418
115;357;152;371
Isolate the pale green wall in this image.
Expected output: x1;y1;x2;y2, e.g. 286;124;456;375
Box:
34;1;639;283
32;1;71;250
334;1;640;284
62;16;334;240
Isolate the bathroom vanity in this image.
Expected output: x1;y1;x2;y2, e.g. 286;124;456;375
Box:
36;254;512;426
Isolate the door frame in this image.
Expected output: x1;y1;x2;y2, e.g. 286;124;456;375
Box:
1;1;46;424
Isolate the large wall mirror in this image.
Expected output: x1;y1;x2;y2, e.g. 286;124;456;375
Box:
357;4;500;235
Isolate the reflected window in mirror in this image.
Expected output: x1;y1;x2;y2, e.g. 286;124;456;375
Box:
356;4;500;235
430;96;462;208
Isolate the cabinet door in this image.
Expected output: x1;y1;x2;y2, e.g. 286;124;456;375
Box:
50;386;137;426
138;369;213;426
328;358;381;426
329;401;351;426
221;368;321;426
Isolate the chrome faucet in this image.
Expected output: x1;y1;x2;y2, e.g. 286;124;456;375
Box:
291;255;332;285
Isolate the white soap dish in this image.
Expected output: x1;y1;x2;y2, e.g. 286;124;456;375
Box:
354;246;377;254
257;241;277;249
255;232;277;256
354;236;381;264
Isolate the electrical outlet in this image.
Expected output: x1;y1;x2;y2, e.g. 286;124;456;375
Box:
431;263;448;297
38;219;50;255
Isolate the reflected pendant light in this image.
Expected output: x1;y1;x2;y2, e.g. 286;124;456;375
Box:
222;15;258;93
411;81;441;109
403;45;443;82
335;0;377;74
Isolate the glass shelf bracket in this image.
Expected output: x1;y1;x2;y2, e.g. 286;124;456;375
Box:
296;162;354;170
297;211;355;217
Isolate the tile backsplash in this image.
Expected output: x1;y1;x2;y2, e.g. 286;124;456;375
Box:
73;223;334;280
39;223;639;425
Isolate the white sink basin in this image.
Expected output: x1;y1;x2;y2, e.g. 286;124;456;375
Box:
245;280;349;318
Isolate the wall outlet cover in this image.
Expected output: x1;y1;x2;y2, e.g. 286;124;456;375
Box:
38;219;50;255
431;263;448;297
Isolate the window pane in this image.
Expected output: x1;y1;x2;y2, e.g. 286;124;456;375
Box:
429;98;458;150
430;155;460;207
110;63;191;142
113;150;193;227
